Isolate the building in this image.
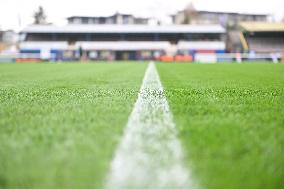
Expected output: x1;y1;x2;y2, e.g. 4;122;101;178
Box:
171;4;270;53
19;24;226;61
67;13;149;25
172;4;268;29
240;22;284;53
0;30;18;52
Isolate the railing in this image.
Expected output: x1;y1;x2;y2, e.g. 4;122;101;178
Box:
1;52;284;63
0;52;41;63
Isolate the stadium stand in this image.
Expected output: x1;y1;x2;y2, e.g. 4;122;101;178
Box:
240;22;284;53
19;24;226;61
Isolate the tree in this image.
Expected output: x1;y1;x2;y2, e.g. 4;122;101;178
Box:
33;6;47;25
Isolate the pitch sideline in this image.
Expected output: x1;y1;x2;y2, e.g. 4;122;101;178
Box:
105;62;194;189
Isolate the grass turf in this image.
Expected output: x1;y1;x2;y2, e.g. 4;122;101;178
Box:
1;62;284;189
157;63;284;189
0;62;147;189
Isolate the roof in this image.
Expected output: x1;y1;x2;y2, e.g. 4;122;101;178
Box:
240;22;284;32
19;41;171;51
67;13;146;20
198;11;268;16
172;6;269;17
178;41;225;50
77;42;171;50
19;41;225;51
173;11;268;17
21;24;225;34
67;15;133;20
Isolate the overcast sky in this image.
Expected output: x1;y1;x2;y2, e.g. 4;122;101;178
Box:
0;0;283;31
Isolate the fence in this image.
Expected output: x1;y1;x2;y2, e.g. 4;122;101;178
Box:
1;52;284;63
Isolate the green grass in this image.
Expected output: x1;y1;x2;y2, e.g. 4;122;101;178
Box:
157;63;284;189
1;62;284;189
0;62;147;189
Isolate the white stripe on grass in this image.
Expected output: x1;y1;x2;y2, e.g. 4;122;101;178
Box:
105;62;194;189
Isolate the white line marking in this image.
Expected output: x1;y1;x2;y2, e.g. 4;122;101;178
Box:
105;62;194;189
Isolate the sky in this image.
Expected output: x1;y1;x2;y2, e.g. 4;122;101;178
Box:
0;0;283;31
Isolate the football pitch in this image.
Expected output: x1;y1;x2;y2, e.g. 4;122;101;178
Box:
0;62;284;189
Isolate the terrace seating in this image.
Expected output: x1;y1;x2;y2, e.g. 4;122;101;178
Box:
247;37;284;53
